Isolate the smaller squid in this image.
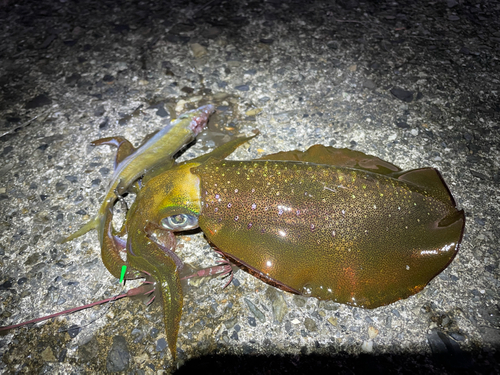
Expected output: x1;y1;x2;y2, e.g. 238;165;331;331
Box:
61;104;214;280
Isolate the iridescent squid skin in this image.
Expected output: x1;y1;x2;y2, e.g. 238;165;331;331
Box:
194;158;464;308
126;137;465;357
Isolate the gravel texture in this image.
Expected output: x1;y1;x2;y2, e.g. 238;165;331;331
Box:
1;0;499;373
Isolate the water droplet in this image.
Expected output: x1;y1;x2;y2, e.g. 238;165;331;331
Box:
302;284;313;296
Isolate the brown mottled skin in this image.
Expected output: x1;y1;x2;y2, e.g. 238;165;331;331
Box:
194;160;464;308
125;137;464;358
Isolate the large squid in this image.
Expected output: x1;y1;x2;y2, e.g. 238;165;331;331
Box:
2;108;465;360
123;134;465;359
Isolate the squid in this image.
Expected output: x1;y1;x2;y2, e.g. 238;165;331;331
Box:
61;104;214;279
121;134;465;359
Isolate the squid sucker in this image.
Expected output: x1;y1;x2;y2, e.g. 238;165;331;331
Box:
126;136;465;357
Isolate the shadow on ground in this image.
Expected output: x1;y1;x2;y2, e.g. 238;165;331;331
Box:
174;349;498;375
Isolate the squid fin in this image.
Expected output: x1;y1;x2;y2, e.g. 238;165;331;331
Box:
394;168;458;206
258;145;402;175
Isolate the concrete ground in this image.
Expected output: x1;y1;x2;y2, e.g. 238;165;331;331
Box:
0;0;499;373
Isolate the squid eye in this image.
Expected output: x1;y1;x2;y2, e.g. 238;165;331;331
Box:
161;214;198;231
